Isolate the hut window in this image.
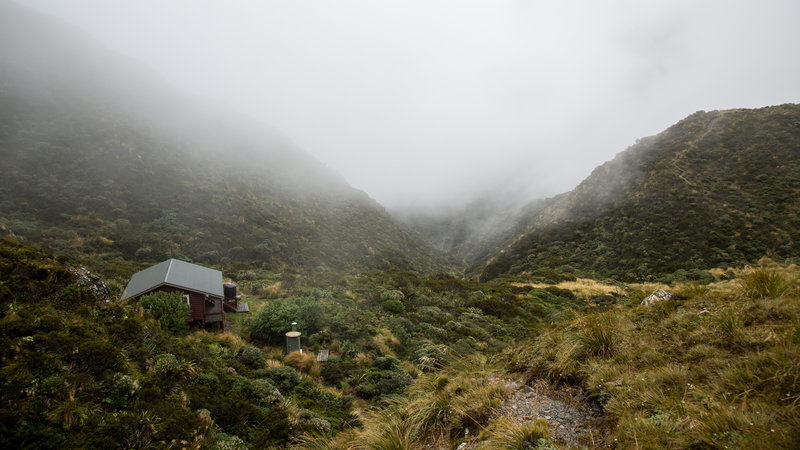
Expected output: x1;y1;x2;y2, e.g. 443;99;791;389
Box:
183;294;190;305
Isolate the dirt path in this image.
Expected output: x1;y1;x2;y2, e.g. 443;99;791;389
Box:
489;376;607;448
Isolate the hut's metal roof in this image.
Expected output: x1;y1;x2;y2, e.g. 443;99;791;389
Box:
120;259;223;300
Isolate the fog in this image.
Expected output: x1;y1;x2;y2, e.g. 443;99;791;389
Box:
19;0;800;211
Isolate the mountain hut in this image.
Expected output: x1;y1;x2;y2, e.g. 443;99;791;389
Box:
121;259;233;327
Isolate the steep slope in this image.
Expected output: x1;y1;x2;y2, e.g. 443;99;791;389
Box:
477;104;800;281
0;1;449;277
0;238;365;447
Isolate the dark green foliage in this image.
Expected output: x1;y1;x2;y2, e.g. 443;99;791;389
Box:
262;366;302;394
291;378;360;430
356;356;411;399
321;358;358;387
0;239;364;448
74;338;121;374
465;296;518;318
237;344;264;368
249;295;324;346
139;291;190;336
381;298;405;314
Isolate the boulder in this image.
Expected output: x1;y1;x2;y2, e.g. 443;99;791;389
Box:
71;267;111;302
640;289;675;307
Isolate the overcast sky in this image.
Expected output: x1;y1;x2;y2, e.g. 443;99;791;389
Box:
21;0;800;211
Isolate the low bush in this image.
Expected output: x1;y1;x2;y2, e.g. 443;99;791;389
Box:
381;298;405;314
139;291;190;336
237;344;264;368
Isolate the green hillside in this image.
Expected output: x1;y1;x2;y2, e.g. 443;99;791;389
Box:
477;105;800;282
0;1;449;279
0;238;367;447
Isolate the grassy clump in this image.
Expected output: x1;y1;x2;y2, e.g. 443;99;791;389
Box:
477;417;551;449
740;267;796;298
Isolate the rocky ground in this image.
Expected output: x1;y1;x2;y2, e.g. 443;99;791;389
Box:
488;376;607;448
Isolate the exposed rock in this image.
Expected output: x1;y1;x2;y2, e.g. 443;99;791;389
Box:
487;379;605;447
70;267;111;302
640;289;675;307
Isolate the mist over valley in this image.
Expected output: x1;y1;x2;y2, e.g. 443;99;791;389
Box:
2;1;800;448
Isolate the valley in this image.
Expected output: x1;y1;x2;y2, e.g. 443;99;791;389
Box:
1;1;799;448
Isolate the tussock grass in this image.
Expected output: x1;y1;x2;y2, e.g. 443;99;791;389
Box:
476;417;550;449
676;280;710;298
504;261;800;448
371;328;400;357
740;267;797;298
295;353;509;449
211;331;247;352
577;312;617;358
284;351;320;375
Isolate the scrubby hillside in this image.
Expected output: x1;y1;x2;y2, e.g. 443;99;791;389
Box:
0;238;369;447
501;260;800;448
0;0;449;278
477;105;800;282
0;236;594;448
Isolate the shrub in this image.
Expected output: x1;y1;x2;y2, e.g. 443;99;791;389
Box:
104;373;138;408
465;297;517;318
321;359;358;387
249;296;324;345
415;343;450;371
231;377;283;406
197;372;220;385
75;339;120;374
210;433;248;450
153;353;180;375
354;356;412;399
381;298;405;314
139;291;190;336
237;344;264;368
380;290;405;302
263;366;301;393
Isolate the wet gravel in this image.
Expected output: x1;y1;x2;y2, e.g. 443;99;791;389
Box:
489;377;606;448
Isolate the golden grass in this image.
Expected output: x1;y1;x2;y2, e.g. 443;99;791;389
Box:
372;328;399;357
512;278;625;296
260;281;283;298
507;261;800;448
512;278;677;300
284;351;319;375
265;359;284;369
213;331;246;352
476;417;550;449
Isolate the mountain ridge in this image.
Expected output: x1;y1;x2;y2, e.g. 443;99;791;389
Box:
472;104;800;281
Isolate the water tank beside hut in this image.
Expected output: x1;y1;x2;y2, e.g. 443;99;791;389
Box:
223;282;236;299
